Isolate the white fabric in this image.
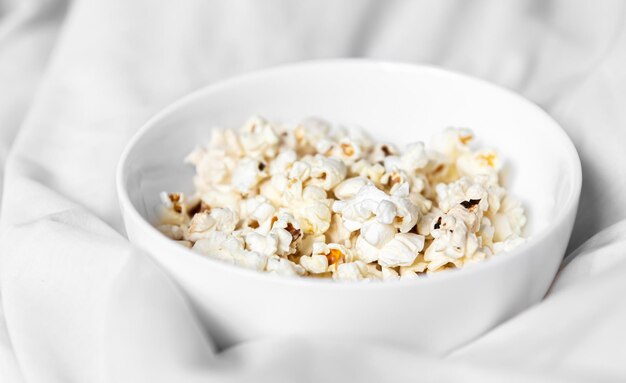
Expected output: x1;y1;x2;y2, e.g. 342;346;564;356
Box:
1;0;626;381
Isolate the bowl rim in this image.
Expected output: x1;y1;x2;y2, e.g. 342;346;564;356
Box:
116;58;582;290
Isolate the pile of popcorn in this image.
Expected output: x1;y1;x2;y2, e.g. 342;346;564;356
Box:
156;116;526;281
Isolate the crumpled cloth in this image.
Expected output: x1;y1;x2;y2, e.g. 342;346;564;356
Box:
1;1;626;382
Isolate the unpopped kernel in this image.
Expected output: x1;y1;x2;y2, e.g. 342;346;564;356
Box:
156;116;526;281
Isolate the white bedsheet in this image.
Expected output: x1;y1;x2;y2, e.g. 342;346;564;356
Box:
1;1;626;381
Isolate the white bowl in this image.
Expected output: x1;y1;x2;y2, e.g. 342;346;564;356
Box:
117;60;581;355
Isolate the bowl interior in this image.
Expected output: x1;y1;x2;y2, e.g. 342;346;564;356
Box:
122;61;580;253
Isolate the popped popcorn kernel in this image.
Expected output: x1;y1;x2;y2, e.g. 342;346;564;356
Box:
156;117;526;281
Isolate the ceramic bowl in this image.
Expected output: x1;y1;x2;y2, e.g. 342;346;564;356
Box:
117;60;581;354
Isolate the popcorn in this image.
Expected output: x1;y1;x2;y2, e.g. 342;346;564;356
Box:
288;161;311;182
369;143;398;163
234;250;268;271
270;150;297;175
325;213;353;247
377;233;425;267
300;254;329;274
332;185;383;231
429;127;474;161
231;158;269;194
351;160;386;184
416;209;443;237
399;142;429;173
245;231;279;257
390;194;420;233
400;255;428;279
305;155;347;190
334;261;370;281
435;177;488;214
457;149;502;183
158;224;186;240
293;118;331;155
333;176;370;200
209;208;238;233
192;231;243;264
157;192;189;226
355;235;381;263
157;116;526;281
198;186;241;212
381;266;400;281
423;244;462;272
240;196;276;227
332;184;418;234
266;256;306;276
259;175;289;205
477;216;495;247
463;246;492;266
185;131;240;191
492;196;526;241
186;211;216;241
360;219;396;247
205;128;243;157
239;116;280;158
312;242;356;267
382;142;428;176
341;124;374;153
331;137;363;164
299;233;326;256
432;215;476;256
268;211;302;256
